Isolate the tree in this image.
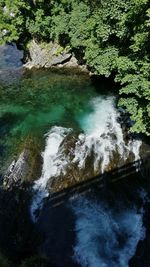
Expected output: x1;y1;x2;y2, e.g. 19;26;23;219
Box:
0;0;149;135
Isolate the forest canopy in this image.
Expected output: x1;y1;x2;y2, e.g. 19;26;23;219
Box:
0;0;150;135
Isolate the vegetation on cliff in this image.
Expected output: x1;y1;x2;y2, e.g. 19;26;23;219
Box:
0;0;150;135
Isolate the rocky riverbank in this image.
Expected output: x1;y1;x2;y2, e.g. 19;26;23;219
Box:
1;42;150;267
24;40;89;73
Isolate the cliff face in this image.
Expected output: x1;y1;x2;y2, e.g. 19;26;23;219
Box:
24;40;88;72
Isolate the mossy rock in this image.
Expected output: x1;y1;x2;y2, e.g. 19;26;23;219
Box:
24;40;72;69
3;135;42;189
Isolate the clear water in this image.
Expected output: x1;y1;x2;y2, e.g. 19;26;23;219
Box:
0;68;100;170
0;45;149;267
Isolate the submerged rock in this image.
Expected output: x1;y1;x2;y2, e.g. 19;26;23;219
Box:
0;43;24;82
0;43;23;70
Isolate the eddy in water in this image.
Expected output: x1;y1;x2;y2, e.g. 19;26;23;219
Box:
71;197;145;267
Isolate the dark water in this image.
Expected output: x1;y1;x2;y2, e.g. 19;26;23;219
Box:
0;44;150;267
37;172;150;267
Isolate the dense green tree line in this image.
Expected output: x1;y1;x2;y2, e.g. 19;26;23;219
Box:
0;0;150;135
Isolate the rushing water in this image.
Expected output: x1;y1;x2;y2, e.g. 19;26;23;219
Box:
0;44;150;267
72;197;145;267
31;96;142;221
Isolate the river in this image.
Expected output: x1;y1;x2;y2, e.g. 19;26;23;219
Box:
0;44;150;267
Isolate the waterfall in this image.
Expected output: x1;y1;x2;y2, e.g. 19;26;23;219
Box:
73;97;125;172
73;97;141;172
30;126;72;220
31;96;142;221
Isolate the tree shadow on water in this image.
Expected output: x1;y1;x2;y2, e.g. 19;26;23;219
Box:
36;157;150;267
0;185;45;265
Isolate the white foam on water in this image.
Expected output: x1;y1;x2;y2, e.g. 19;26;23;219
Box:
138;188;150;204
128;140;142;162
30;126;72;221
31;96;142;221
72;197;145;267
73;97;141;172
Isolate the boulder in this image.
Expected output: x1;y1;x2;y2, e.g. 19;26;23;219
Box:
3;137;42;189
45;130;144;193
24;40;89;72
3;149;30;188
24;40;72;69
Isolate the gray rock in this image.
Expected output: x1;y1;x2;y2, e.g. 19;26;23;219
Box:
24;40;89;72
57;55;88;72
3;149;29;188
24;40;72;69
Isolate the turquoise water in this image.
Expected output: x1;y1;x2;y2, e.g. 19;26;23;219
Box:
0;69;104;168
0;45;149;267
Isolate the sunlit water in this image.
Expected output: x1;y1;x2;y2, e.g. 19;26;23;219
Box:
31;96;141;221
0;67;98;170
0;44;149;267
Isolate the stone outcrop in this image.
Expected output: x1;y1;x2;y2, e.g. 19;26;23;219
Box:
45;131;141;193
3;138;42;189
46;132;93;192
3;130;149;194
3;149;30;188
24;40;88;72
24;40;71;69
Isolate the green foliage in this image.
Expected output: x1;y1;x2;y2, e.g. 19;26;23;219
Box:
0;0;150;135
0;254;12;267
0;0;31;44
85;46;119;76
27;9;51;40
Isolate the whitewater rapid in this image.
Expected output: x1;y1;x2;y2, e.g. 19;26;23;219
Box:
31;96;142;221
30;126;72;219
73;97;141;172
71;197;145;267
